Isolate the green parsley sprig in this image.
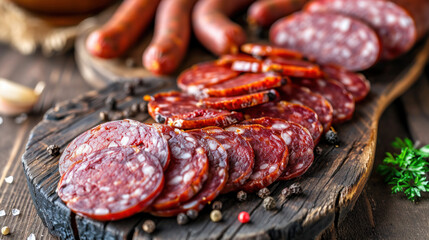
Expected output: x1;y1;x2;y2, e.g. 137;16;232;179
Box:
377;137;429;202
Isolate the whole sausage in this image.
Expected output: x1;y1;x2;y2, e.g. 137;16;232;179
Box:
192;0;256;55
143;0;198;75
248;0;309;28
86;0;160;58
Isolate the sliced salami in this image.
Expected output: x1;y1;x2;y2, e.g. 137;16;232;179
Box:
241;117;314;180
151;129;228;216
147;91;243;129
292;78;355;124
203;127;255;193
242;101;323;144
278;84;333;131
305;0;417;59
263;56;323;78
177;61;239;95
241;43;303;59
225;124;288;192
57;147;164;221
59;119;170;175
270;11;381;71
150;124;209;210
203;72;284;97
322;64;370;102
197;89;278;110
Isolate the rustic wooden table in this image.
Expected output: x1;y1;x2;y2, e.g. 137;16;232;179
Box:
0;42;428;240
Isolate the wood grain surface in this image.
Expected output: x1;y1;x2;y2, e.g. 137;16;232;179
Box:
16;35;429;240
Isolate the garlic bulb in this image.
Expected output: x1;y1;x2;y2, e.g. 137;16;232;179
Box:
0;78;45;116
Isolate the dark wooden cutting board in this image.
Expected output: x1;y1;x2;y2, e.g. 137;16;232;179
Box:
22;6;429;239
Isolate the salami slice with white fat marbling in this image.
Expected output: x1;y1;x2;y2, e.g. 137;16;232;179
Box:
292;78;355;124
278;84;333;131
151;129;228;216
270;11;381;71
203;127;255;193
57;147;164;221
150;124;209;211
59;119;170;175
242;101;323;144
241;117;314;180
225;124;288;192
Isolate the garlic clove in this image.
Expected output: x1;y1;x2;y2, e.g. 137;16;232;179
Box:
0;78;45;116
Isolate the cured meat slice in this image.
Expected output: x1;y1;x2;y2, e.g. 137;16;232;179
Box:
322;64;370;102
305;0;419;59
241;43;303;59
225;124;288;192
59;119;170;175
292;78;355;124
150;124;209;210
151;129;229;216
278;84;333;131
241;117;314;180
147;91;243;129
263;57;323;78
197;89;279;110
270;11;381;71
242;101;323;144
203;127;255;193
177;62;239;94
57;147;164;221
203;73;284;97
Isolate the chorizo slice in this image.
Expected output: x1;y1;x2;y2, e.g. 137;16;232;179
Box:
150;124;209;211
241;117;314;180
263;56;323;78
86;0;160;58
147;91;243;129
197;89;279;110
203;127;255;193
151;129;229;216
57;147;164;221
203;72;284;97
177;61;240;95
241;43;303;59
278;84;333;131
242;101;323;144
225;124;288;192
59;119;170;175
270;11;381;71
322;64;370;102
292;78;355;124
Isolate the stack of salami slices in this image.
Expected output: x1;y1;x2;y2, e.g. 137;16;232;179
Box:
58;43;372;221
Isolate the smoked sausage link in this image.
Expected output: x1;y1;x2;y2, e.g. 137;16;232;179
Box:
143;0;198;75
86;0;160;58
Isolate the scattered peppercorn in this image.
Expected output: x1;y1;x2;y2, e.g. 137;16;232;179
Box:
210;210;222;222
99;111;109;121
124;82;135;95
289;183;303;195
314;146;323;156
1;226;10;235
186;209;198;220
263;197;276;210
238;211;250;223
257;187;270;199
155;114;166;124
105;96;117;110
237;190;247;202
281;187;291;198
177;213;189;225
212;201;223;210
47;145;60;157
142;220;156;233
325;127;339;145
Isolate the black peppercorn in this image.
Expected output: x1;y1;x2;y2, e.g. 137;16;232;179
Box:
142;220;155;233
186;209;198;220
257;188;270;199
237;190;247;202
281;188;291;198
212;201;222;210
263;197;276;210
314;146;323;156
47;145;60;157
325;128;339;145
105;96;117;110
156;114;166;124
289;183;302;195
177;213;189;225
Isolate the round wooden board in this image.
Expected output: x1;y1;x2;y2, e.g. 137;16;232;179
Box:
22;38;429;240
